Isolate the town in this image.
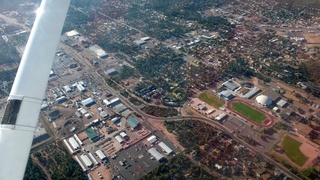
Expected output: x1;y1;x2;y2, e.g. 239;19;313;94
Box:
0;0;320;179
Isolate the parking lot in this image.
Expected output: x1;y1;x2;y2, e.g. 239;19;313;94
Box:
109;132;181;179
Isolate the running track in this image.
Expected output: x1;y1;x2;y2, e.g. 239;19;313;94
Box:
226;98;276;127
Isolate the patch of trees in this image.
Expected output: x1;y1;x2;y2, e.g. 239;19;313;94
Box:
112;65;135;81
141;105;178;117
0;39;20;65
223;57;254;78
139;154;215;180
0;68;17;81
134;45;185;82
62;6;94;34
24;141;86;180
23;158;46;180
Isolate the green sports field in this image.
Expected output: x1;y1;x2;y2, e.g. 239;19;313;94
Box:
282;135;308;166
199;92;225;108
231;102;267;124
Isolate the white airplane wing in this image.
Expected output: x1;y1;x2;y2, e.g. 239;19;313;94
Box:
0;0;70;179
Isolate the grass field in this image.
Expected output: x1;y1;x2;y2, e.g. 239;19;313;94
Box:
282;135;308;166
199;92;224;108
231;102;267;124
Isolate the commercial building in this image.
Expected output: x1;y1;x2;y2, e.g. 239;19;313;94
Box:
88;153;98;165
223;80;239;91
63;139;74;154
148;148;164;162
100;111;108;118
76;84;86;92
158;142;173;155
263;89;281;102
81;97;95;107
115;135;124;144
80;154;93;168
256;95;272;106
68;137;80;150
56;96;67;103
277;99;287;107
74;156;86;172
104;68;118;76
66;30;80;37
215;113;227;121
127;117;139;129
147;135;157;144
74;134;83;146
96;150;107;161
63;85;72;93
85;127;100;142
134;40;146;45
242;87;261;99
103;98;121;108
218;90;234;101
111;117;120;124
89;45;108;58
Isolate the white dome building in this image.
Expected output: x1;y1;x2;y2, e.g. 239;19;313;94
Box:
256;95;272;106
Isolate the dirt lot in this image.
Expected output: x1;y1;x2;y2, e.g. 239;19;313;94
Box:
89;164;112;180
303;33;320;47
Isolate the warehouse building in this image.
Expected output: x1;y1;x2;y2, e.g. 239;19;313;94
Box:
158;142;173;155
96;150;107;161
80;154;93;168
81;97;95;107
218;90;234;101
127;117;139;129
74;156;86;172
115;135;124;144
89;45;108;58
148;148;165;162
147;135;157;144
68;137;80;150
85;127;100;142
242;87;261;99
103;97;121;108
56;96;67;103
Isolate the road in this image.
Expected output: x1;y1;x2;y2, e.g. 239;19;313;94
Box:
0;13;30;31
148;116;301;180
93;66;301;179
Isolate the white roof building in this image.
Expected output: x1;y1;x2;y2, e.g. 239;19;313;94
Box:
96;150;107;160
148;148;164;162
120;132;127;138
80;154;93;167
68;137;80;150
277;99;287;107
147;135;157;144
88;153;98;165
115;135;124;144
215;113;227;121
74;134;83;146
81;97;95;107
77;84;86;92
103;97;121;107
63;85;72;92
158;142;173;155
256;95;272;106
66;30;80;37
63;139;74;154
89;45;108;58
74;156;86;172
79;108;88;115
